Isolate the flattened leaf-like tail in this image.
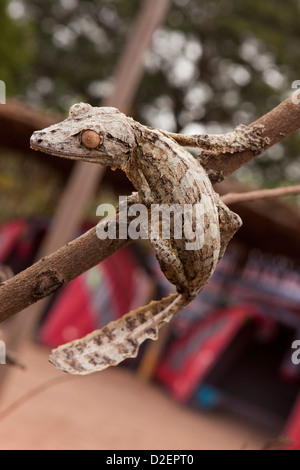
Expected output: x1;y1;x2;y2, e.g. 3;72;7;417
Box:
49;293;187;375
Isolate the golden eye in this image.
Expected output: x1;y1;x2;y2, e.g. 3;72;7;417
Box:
81;130;102;149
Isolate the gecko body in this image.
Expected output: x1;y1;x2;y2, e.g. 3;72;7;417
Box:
30;103;267;375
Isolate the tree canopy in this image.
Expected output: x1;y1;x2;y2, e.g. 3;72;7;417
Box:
2;0;300;186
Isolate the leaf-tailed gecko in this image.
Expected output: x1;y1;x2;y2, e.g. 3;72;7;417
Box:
30;103;269;375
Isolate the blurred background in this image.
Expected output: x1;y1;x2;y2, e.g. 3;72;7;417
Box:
0;0;300;450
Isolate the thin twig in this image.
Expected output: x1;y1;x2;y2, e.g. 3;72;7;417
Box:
221;184;300;205
0;376;75;423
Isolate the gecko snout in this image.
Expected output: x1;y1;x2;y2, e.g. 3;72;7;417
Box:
30;129;67;155
30;130;46;150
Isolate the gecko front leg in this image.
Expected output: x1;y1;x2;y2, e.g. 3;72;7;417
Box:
161;124;270;155
160;124;270;183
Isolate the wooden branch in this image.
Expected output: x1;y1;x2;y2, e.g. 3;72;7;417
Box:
0;95;300;323
221;184;300;205
0;202;138;323
199;95;300;177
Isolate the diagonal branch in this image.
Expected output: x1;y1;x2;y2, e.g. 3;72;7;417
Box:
0;95;300;322
0;204;134;323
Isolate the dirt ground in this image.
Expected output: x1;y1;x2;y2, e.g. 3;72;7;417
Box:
0;342;272;450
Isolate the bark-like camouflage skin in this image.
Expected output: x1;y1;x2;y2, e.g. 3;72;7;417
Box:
30;103;267;375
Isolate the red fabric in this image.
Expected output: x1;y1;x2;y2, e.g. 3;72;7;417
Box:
39;276;97;347
284;395;300;450
39;247;152;348
156;305;257;402
102;246;140;319
0;220;27;262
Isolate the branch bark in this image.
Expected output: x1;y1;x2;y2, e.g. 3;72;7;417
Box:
200;95;300;177
0;204;135;323
0;96;300;322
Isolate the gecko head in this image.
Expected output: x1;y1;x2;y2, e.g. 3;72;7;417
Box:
30;103;136;170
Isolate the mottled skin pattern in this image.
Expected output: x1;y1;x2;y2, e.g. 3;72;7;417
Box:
30;103;266;375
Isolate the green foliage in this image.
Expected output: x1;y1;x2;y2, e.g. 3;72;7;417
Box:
0;150;63;223
0;0;33;95
3;0;300;186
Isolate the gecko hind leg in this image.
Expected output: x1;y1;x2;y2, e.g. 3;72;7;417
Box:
163;124;269;154
150;237;189;296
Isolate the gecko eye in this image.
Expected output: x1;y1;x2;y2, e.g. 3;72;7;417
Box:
81;130;102;149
